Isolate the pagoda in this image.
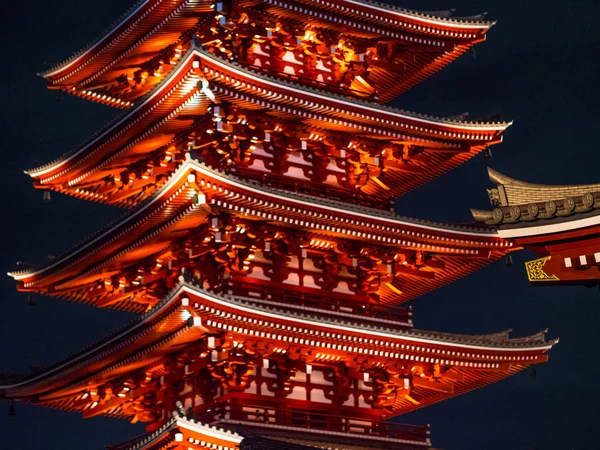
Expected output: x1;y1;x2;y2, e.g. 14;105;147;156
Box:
2;2;558;449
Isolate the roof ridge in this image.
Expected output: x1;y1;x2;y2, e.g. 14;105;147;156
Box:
341;0;495;26
107;418;176;450
190;158;499;234
0;291;184;393
40;0;494;81
223;285;556;348
9;146;199;279
488;167;600;190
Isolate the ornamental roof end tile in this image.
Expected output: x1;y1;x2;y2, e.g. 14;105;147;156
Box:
487;167;531;188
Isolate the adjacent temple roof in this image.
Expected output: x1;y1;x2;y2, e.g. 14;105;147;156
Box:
0;281;557;422
27;45;511;207
39;0;495;104
471;168;600;237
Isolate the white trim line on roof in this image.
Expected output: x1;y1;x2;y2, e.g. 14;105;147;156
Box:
43;0;153;78
189;160;501;238
176;420;243;443
498;214;600;239
344;0;490;30
240;295;411;328
10;159;499;281
227;419;429;446
198;50;509;131
182;285;553;352
0;282;551;393
30;52;198;178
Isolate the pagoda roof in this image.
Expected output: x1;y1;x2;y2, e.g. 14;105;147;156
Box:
40;0;494;104
109;412;431;450
107;412;243;450
471;168;600;239
10;158;513;310
252;0;496;28
29;45;510;206
0;282;557;418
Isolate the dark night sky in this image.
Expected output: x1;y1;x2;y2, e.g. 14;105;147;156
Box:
1;0;599;448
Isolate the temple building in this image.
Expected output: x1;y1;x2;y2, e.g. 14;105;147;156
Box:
2;281;555;449
2;1;560;448
11;158;515;313
472;168;600;287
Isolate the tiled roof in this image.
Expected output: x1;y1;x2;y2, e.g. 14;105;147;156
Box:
108;411;242;449
0;280;557;396
10;158;502;280
29;45;510;179
472;168;600;225
342;0;493;26
41;0;493;79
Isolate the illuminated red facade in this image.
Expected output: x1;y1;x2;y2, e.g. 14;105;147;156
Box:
1;2;561;449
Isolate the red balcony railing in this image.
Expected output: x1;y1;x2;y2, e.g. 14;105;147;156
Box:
199;402;429;444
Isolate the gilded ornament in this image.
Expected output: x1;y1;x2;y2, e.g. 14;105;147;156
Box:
582;192;595;208
545;200;557;216
525;256;559;282
510;205;521;220
492;208;504;223
563;196;575;213
527;203;539;218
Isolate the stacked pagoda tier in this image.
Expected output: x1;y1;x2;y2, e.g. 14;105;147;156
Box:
3;1;556;449
31;45;509;210
13;158;515;313
1;281;555;449
40;0;495;105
